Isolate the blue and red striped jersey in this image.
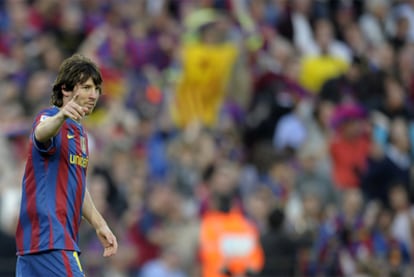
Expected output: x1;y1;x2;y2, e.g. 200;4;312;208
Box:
16;106;89;255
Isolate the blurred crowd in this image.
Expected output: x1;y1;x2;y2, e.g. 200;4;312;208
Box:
2;0;414;276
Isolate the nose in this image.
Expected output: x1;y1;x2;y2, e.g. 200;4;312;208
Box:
90;87;99;99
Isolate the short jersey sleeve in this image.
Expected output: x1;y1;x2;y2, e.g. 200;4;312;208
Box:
32;107;59;154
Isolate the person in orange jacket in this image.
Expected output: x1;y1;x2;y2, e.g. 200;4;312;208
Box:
199;191;264;277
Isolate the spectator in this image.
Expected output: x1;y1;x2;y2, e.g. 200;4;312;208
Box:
359;0;393;46
378;77;413;121
299;18;350;93
299;99;334;176
171;11;239;128
389;184;414;258
313;189;366;276
139;247;188;277
358;42;395;110
258;208;298;277
388;14;410;52
52;4;86;56
296;148;338;212
272;100;308;154
199;187;264;277
127;184;175;274
319;56;364;105
362;118;411;207
329;104;371;189
371;206;411;276
277;0;315;56
243;46;307;154
342;22;369;59
244;186;275;232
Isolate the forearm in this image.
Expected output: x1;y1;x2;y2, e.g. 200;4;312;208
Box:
35;111;66;143
83;188;118;257
82;188;108;230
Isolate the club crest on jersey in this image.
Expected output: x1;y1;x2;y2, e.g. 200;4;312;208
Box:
80;136;86;154
40;115;49;122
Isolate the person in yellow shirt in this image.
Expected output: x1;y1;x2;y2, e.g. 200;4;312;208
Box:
299;19;349;94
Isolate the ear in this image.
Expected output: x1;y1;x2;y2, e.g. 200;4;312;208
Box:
61;85;72;97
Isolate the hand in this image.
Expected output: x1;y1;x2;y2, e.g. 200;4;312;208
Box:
96;225;118;257
61;93;89;121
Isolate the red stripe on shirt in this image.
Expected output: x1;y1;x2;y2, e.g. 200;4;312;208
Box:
15;219;24;252
25;149;40;252
72;127;84;238
61;251;74;277
43;158;54;249
55;125;74;249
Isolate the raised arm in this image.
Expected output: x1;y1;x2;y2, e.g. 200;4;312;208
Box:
82;188;118;257
35;94;88;143
34;111;67;143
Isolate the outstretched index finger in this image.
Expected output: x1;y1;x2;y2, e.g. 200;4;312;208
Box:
72;93;79;102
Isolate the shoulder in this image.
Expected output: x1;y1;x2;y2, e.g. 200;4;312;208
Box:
31;107;60;131
35;106;59;121
38;106;59;115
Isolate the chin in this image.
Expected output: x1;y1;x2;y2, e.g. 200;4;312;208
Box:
86;107;95;115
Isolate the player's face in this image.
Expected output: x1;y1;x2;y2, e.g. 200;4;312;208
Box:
72;77;101;115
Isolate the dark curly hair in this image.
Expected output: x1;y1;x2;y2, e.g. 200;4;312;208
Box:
51;54;102;107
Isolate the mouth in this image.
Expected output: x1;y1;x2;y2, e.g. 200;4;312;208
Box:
85;103;96;113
